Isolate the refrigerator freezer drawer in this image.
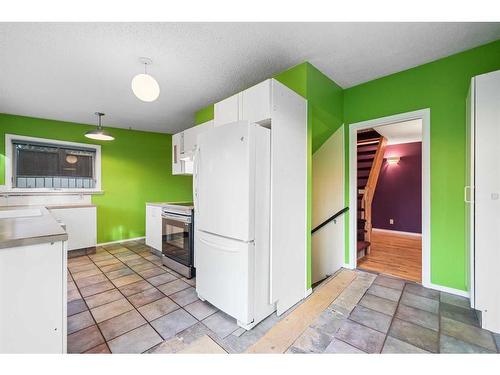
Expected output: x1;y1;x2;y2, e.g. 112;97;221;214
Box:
195;230;254;324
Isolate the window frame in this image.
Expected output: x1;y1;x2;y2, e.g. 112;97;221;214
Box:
4;134;102;194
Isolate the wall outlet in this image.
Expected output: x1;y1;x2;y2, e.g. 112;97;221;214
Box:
389;219;394;225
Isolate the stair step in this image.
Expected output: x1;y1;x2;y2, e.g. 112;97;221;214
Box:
358;149;377;156
357;241;371;252
358;166;372;171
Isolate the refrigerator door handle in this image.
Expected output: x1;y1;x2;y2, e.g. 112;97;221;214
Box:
193;147;200;214
198;237;246;253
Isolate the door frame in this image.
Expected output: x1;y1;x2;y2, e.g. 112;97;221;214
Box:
347;109;431;287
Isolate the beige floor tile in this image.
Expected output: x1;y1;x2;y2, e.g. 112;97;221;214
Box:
79;280;115;297
84;289;123;309
68;310;95;334
74;273;108;289
111;273;143;288
90;298;134;323
98;309;147;341
107;324;162;353
84;343;110;354
137;267;166;279
157;278;190;295
119;280;154;297
127;287;165;308
67;325;105;353
138;296;179;321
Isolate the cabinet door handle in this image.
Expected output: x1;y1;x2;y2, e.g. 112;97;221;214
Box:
174;145;177;163
464;186;474;203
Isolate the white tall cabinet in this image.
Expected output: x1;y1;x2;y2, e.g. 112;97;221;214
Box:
466;69;500;334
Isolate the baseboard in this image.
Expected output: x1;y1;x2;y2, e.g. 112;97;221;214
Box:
372;228;422;237
97;236;145;247
304;288;312;298
423;281;469;298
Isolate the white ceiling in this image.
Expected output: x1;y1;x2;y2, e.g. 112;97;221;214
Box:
0;23;499;134
376;119;422;145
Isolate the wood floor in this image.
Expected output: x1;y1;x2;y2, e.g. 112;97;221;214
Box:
357;229;422;283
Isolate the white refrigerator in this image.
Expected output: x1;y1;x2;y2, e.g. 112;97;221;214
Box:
193;120;276;329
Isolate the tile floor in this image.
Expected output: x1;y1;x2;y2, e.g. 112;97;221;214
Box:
288;273;500;354
67;239;284;354
67;240;500;354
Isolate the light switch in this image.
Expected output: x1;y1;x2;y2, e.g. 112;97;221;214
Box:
491;193;499;200
389;219;394;225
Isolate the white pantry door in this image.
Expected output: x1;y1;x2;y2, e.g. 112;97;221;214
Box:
312;125;345;284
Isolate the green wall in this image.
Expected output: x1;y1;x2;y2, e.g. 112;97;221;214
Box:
194;62;344;289
343;40;500;291
0;113;193;244
194;105;214;125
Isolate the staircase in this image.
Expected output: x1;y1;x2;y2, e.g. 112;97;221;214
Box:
356;129;387;260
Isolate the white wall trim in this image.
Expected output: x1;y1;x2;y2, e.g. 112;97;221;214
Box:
348;109;431;287
426;282;469;298
3;134;102;193
97;236;145;247
372;228;422;237
304;288;313;298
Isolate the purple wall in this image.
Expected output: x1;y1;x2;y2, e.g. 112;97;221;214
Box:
372;142;422;233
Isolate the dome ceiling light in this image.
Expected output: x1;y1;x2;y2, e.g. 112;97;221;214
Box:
131;57;160;102
85;112;115;141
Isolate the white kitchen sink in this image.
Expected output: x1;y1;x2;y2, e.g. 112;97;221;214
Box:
0;208;43;219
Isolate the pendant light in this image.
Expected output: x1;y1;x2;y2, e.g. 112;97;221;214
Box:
85;112;115;141
131;57;160;102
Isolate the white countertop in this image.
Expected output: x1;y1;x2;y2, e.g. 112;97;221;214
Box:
0;206;68;249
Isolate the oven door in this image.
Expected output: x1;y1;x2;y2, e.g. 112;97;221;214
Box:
161;212;193;267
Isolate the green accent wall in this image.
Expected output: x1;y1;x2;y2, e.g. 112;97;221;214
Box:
343;40;500;291
0;113;193;244
194;105;214;125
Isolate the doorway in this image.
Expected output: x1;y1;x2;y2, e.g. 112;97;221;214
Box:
348;109;431;286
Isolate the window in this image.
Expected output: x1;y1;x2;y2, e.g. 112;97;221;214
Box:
5;135;101;191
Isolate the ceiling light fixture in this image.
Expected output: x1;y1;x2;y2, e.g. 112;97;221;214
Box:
85;112;115;141
131;57;160;102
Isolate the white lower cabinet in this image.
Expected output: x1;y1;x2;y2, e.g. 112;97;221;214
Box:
49;206;96;250
0;241;67;353
146;204;162;252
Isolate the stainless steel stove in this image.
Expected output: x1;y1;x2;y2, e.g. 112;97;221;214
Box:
160;202;195;278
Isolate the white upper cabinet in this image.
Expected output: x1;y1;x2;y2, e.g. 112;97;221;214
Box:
214;93;240;127
241;80;272;124
172;120;214;175
182;120;214;157
214;79;272;127
172;132;185;175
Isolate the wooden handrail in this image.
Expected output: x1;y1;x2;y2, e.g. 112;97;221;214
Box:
361;136;387;253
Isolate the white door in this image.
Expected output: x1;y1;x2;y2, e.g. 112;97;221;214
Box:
195;230;253;324
195;121;254;241
312;125;345;284
474;70;500;333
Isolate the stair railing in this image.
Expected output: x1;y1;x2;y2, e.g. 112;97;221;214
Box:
311;207;349;234
361;136;387;253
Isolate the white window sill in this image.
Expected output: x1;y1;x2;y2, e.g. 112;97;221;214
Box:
0;188;104;196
